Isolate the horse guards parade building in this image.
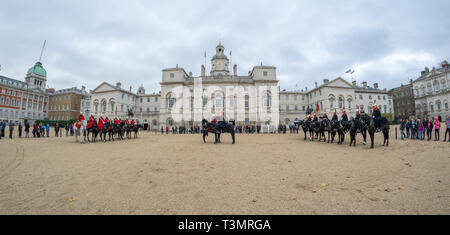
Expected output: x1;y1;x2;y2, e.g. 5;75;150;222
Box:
1;43;449;129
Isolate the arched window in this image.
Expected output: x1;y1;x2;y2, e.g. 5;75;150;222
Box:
215;94;223;108
338;96;344;109
441;79;447;89
436;100;441;111
167;93;175;108
167;118;173;126
444;100;449;110
328;94;335;109
430;102;434;112
263;92;271;107
245;95;249;109
421;86;426;96
427;83;432;93
101;100;107;112
202;97;208;108
110;102;115;114
433;80;440;91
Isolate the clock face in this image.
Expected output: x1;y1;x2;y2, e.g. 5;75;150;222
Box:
217;62;222;67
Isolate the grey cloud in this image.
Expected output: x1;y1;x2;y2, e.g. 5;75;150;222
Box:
0;0;449;92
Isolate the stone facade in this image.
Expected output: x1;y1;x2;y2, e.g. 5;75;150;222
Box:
87;43;396;129
0;62;49;124
388;82;416;120
48;86;88;121
279;78;394;121
412;60;450;119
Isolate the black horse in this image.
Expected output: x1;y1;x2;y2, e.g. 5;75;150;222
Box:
317;118;327;142
348;118;368;147
99;122;109;142
202;119;219;144
86;120;98;143
361;113;390;148
325;119;338;143
201;119;235;144
336;120;351;145
215;120;236;144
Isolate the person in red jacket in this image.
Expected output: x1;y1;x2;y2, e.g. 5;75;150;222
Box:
131;119;135;127
125;118;130;125
86;115;94;129
98;116;104;131
113;117;119;124
78;112;85;122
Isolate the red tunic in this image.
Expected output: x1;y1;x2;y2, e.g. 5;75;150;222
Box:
78;115;85;122
125;120;130;124
86;116;94;129
131;120;135;126
98;118;104;130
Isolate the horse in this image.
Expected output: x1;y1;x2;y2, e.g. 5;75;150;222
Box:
129;124;140;139
99;121;109;142
294;120;309;140
126;124;133;139
317;118;327;142
86;120;98;143
337;120;351;145
215;120;236;144
309;120;320;141
202;119;220;144
74;120;87;144
361;113;390;148
324;119;337;143
348;118;368;147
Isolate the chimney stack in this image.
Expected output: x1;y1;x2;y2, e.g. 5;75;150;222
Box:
81;85;86;91
352;81;356;87
129;86;132;92
116;82;121;88
315;82;318;88
362;81;367;87
323;78;329;84
374;83;379;89
305;87;308;91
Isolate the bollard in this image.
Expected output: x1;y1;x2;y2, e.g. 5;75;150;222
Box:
395;127;397;140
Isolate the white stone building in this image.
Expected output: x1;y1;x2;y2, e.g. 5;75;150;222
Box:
412;61;450;119
279;78;395;123
89;43;280;129
0;61;50;124
87;42;396;129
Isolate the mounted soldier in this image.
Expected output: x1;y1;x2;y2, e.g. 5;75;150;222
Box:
341;107;348;122
86;115;94;129
332;109;338;121
355;106;361;120
322;109;328;120
372;100;382;132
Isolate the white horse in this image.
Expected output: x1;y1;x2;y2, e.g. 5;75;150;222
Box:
74;120;87;144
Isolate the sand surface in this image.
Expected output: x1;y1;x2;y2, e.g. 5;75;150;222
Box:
0;127;449;215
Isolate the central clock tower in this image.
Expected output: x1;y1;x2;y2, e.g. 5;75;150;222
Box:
210;42;230;76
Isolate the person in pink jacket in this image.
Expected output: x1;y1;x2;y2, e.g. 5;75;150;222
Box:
433;116;440;141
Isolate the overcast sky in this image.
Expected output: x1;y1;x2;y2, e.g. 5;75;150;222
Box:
0;0;449;93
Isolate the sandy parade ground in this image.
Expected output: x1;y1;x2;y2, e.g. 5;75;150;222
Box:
0;126;449;215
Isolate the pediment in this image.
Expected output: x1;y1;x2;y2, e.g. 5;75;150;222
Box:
92;82;118;93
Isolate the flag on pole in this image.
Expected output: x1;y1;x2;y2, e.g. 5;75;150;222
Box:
345;69;352;74
115;106;117;115
230;50;232;56
316;103;320;113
